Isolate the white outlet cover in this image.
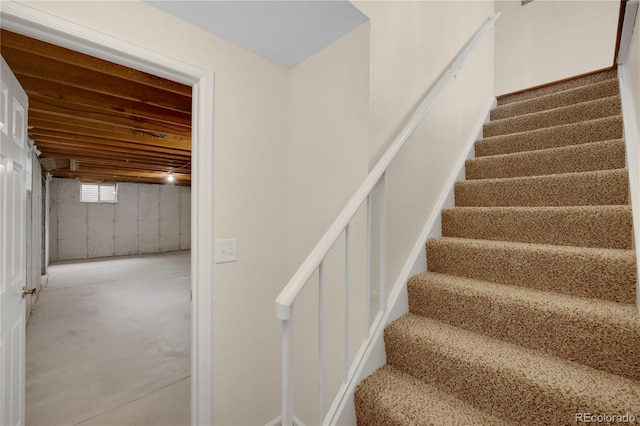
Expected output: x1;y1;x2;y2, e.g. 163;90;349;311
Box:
215;239;238;263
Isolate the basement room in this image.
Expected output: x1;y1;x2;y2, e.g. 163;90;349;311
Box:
1;29;193;425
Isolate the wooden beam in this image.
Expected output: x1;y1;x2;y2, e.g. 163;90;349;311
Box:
54;166;190;180
36;147;176;166
30;129;190;156
1;29;191;96
68;158;190;174
19;75;191;128
29;97;190;137
52;169;191;183
33;139;190;163
51;170;191;186
35;143;177;162
29;110;189;143
39;150;191;171
30;116;191;151
2;45;192;113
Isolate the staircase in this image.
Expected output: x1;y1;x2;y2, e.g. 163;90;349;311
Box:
354;69;640;425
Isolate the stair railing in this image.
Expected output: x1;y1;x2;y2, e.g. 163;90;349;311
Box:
274;13;500;426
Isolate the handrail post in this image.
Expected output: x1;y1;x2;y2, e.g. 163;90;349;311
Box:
365;194;373;338
282;317;293;426
378;173;387;313
344;222;352;383
318;261;325;425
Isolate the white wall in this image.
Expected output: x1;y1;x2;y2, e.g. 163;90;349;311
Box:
49;178;191;261
22;3;291;423
288;23;370;424
353;0;495;305
494;0;619;95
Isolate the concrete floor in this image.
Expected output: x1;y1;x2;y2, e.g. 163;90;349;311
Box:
26;251;191;426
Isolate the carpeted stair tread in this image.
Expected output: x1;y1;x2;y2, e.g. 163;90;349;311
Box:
426;237;636;303
491;78;620;120
356;69;638;425
408;272;640;381
441;205;632;249
384;314;640;425
476;115;623;157
466;139;625;180
483;96;621;137
497;69;618;105
354;364;515;426
455;169;629;207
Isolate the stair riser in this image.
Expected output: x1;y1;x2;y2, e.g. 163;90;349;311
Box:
466;140;625;180
426;239;636;303
408;276;640;382
355;399;407;426
384;323;640;425
498;69;618;105
476;116;623;157
442;206;633;249
455;170;629;207
491;79;620;120
484;96;621;137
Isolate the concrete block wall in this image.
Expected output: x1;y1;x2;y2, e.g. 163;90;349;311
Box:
49;178;191;261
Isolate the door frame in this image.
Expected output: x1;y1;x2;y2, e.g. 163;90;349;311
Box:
0;3;215;425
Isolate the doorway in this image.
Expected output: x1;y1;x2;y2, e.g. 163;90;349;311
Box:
0;3;214;425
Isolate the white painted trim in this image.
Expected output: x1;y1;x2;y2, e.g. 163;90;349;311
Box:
618;66;640;314
191;72;215;426
0;2;215;424
328;98;496;425
265;414;306;426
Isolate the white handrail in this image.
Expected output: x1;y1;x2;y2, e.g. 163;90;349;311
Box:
275;13;500;425
275;12;500;321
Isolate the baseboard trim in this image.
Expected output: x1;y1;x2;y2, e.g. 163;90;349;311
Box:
496;66;616;100
264;414;306;426
326;97;497;425
618;65;640;314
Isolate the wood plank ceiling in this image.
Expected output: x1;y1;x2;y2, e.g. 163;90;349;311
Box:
0;29;192;186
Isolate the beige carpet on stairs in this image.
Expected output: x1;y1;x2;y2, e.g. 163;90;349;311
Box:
355;69;640;425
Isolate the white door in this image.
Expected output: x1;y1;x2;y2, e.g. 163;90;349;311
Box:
0;56;29;426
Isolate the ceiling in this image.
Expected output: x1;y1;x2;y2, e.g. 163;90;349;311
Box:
0;29;192;186
145;0;369;68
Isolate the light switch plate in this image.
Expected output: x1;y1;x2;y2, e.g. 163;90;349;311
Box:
215;239;238;263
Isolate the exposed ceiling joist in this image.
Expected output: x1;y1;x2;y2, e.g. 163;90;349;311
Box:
0;29;192;185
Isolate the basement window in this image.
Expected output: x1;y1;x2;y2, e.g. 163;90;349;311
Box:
80;183;118;203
